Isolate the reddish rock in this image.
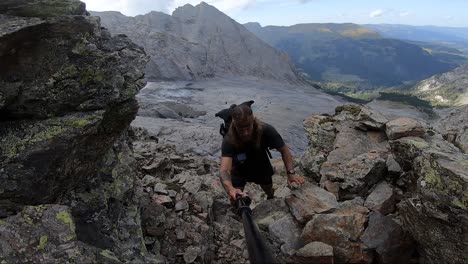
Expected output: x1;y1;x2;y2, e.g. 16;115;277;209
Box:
285;183;338;224
301;205;370;263
292;241;334;264
386;117;426;140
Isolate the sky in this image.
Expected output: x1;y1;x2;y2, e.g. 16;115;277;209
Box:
81;0;468;27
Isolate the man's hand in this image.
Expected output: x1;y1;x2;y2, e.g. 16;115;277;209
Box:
287;174;305;188
228;188;246;202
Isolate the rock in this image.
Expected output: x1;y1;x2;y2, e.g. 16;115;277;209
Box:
436;105;468;153
142;175;157;187
386;154;402;177
0;3;153;262
391;133;468;263
141;203;167;238
154;183;168;194
269;215;303;256
183;246;201;263
252;198;290;231
293;241;334;264
285;183;339;224
0;0;86;17
364;181;395;215
0;205;97;262
175;200;189;212
152;195;173;207
386;117;426;140
193;191;213;213
322;180;340;199
176;230;186;240
357;106;388;131
301;204;369;263
182;175;203;194
361;212;415;264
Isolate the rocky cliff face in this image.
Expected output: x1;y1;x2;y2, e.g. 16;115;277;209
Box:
413;64;468;106
0;0;150;262
91;2;301;83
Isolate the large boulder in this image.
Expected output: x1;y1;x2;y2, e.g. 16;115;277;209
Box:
391;133;468;263
0;205;97;262
300;204;371;263
385;117;426;140
0;1;150;262
0;1;148;209
301;105;390;199
0;0;86;17
361;212;415;264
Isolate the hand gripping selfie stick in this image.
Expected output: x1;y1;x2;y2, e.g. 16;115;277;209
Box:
235;194;275;264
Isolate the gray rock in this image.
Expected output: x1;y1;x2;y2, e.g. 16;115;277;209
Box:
182;176;203;194
0;205;97;262
142;175;157;187
435;104;468;153
154;183;168;194
364;181;395;215
361;212;415;264
269;215;303;256
386;154;402;176
357;106;388;131
391;133;468;263
183;246;201;263
293;241;334;264
175;200;189;212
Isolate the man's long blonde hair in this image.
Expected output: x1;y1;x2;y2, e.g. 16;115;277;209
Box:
227;104;263;149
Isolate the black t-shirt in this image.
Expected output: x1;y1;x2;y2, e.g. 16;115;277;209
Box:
221;123;285;183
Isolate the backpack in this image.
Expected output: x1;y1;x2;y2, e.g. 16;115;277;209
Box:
215;100;272;159
215;100;254;137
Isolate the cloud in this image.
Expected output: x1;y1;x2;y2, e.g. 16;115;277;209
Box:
83;0;173;15
170;0;256;12
399;11;410;17
369;9;385;18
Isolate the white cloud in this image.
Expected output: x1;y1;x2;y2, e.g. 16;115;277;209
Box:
369;9;384;18
83;0;258;16
83;0;173;15
399;11;410;17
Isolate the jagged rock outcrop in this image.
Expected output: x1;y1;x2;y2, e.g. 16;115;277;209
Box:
91;2;301;83
299;104;467;263
0;0;150;262
435;104;468;153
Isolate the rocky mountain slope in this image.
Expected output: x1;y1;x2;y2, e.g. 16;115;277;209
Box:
244;22;455;88
412;64;468;106
91;3;300;83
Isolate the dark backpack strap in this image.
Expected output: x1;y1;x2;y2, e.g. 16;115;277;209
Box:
265;148;272;159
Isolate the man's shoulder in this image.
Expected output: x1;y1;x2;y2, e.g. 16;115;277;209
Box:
262;122;277;134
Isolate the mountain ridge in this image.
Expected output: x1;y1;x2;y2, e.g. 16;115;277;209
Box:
91;3;301;83
244;22;455;88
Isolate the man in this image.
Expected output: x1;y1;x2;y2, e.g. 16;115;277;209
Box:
219;104;305;202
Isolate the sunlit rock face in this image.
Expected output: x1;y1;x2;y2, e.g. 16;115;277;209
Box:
91;2;301;83
0;0;150;262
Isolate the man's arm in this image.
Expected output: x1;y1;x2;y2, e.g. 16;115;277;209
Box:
219;157;243;200
277;144;305;187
